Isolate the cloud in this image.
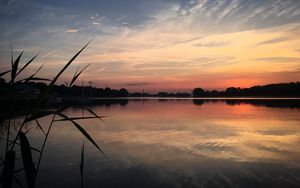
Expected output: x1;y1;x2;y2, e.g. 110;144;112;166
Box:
141;0;300;35
255;57;300;63
93;61;127;71
115;15;128;22
2;0;300;91
258;37;290;45
66;29;77;33
194;142;235;152
92;21;101;25
249;143;291;154
194;41;229;48
255;130;294;136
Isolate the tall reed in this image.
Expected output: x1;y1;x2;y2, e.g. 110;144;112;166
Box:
0;42;105;188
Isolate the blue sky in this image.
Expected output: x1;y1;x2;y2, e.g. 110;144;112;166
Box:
1;0;300;92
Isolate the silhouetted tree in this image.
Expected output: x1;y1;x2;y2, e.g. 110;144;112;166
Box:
192;82;300;97
119;88;129;97
193;88;205;97
226;87;241;96
209;90;220;97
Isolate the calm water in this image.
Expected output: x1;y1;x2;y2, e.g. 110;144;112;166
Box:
2;99;300;187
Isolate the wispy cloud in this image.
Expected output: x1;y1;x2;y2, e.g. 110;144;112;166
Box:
194;41;229;48
115;15;128;22
1;0;300;90
92;21;101;25
255;57;300;63
66;29;78;33
40;46;65;59
258;37;290;45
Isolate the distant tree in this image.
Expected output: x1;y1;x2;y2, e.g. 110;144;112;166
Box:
158;92;168;97
225;87;240;96
104;87;112;97
209;90;220;97
192;82;300;97
31;82;47;94
119;88;129;97
193;88;205;97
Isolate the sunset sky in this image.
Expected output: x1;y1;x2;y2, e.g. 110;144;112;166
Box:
1;0;300;92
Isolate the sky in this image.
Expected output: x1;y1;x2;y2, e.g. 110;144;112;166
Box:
1;0;300;92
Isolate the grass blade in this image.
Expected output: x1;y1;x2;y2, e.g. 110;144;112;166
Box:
36;114;56;173
0;150;15;188
25;110;56;123
10;45;13;69
16;54;38;78
0;138;40;153
80;141;84;188
15;64;45;84
69;67;79;87
0;70;11;78
55;116;99;121
0;156;4;164
40;42;91;100
74;106;106;120
10;51;23;84
19;132;37;188
69;64;90;88
35;120;46;136
57;112;107;158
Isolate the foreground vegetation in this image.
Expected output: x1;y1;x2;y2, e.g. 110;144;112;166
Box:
0;43;106;188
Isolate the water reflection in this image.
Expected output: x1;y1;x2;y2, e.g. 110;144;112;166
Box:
193;99;300;109
1;99;300;187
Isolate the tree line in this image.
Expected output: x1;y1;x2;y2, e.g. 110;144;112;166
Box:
193;82;300;97
1;77;300;98
0;78;129;98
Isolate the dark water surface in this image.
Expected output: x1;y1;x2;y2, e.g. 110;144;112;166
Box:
1;99;300;188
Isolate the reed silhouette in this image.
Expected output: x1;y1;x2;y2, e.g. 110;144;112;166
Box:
0;43;106;188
